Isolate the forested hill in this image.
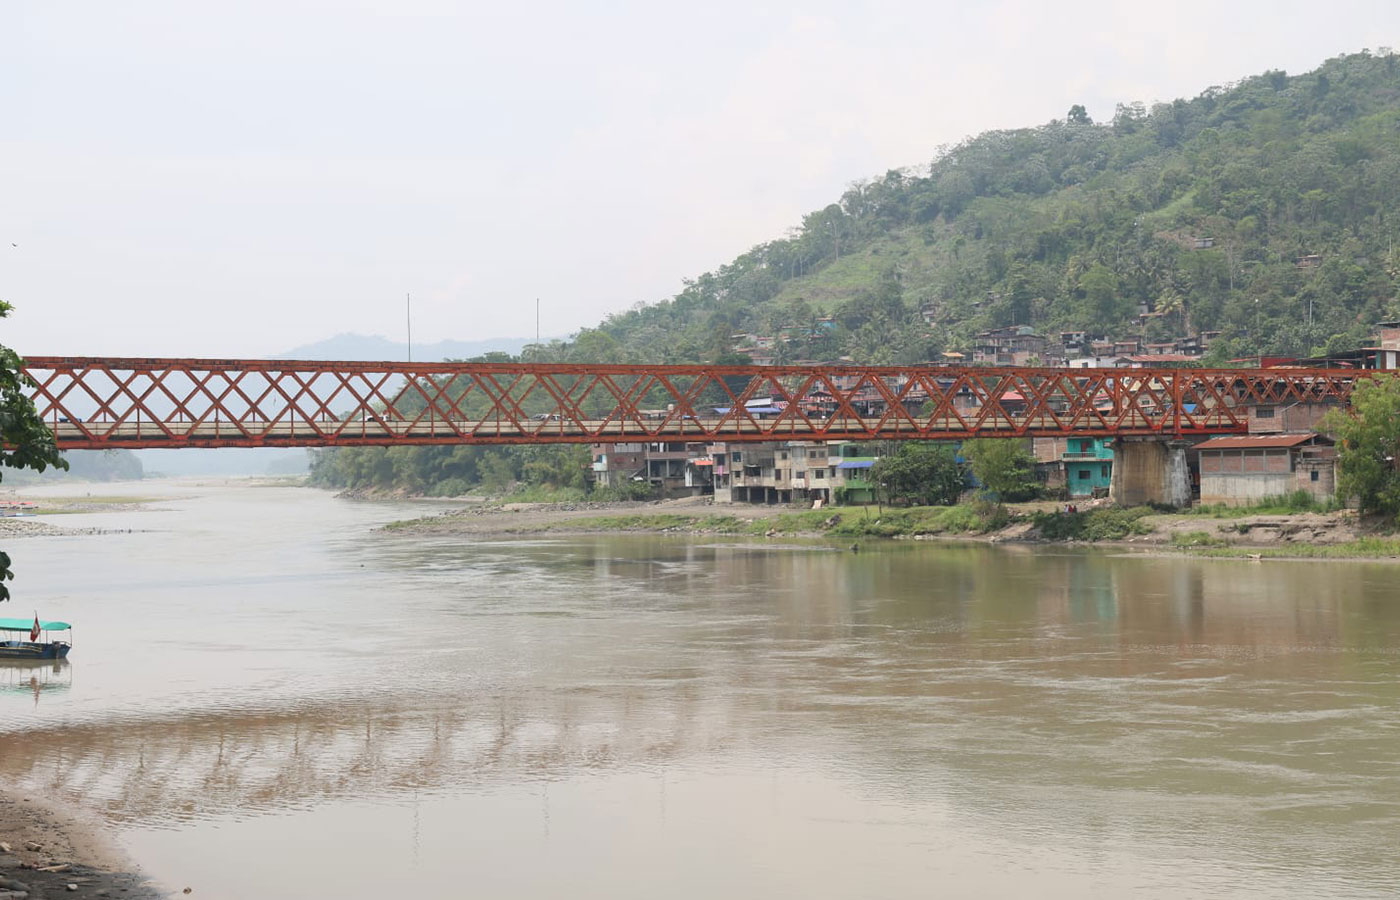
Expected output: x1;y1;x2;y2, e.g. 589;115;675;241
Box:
539;50;1400;367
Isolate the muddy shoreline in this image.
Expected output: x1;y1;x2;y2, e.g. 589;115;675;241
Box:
0;787;163;898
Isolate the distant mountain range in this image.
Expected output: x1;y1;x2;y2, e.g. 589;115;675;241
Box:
275;332;539;361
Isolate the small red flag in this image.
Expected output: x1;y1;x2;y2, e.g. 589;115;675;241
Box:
29;614;40;642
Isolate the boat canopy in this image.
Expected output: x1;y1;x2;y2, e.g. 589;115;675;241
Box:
0;618;71;632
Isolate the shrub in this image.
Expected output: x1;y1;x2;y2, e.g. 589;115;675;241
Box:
590;481;657;502
1170;530;1227;547
1031;507;1153;541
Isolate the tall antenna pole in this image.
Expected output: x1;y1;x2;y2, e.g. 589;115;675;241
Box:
406;293;412;362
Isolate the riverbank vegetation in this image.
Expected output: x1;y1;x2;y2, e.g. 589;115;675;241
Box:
1177;490;1340;517
1321;378;1400;518
1190;537;1400;559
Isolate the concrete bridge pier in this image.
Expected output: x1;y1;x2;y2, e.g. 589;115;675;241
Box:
1110;438;1192;508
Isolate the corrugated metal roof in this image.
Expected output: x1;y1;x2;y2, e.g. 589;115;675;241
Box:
1130;353;1200;363
1194;433;1327;450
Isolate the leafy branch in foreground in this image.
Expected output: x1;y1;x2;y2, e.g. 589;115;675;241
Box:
0;302;68;600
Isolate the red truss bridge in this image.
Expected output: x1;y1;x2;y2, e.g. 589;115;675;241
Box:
22;357;1371;450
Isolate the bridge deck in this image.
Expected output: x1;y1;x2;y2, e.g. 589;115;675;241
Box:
23;357;1365;449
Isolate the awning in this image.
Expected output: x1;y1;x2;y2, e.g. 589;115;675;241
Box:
837;460;874;469
0;618;71;632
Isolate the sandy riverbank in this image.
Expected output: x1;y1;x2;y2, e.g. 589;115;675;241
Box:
380;495;1388;559
382;494;791;536
0;787;163;898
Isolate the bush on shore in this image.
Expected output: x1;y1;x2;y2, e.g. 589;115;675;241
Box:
1030;507;1153;541
1184;490;1338;518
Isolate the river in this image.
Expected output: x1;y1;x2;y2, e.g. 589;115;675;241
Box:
1;480;1398;898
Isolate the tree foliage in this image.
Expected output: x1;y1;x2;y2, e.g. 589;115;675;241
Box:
870;442;965;506
961;439;1038;502
0;305;67;601
1321;377;1400;518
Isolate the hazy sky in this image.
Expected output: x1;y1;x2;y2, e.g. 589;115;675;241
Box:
3;1;1399;358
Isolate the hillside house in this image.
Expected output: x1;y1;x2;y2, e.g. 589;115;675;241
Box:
1068;356;1134;369
1060;331;1091;355
1372;320;1400;370
1128;353;1200;367
971;326;1047;366
737;348;777;366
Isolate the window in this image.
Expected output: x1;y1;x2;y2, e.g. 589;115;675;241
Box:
1078;470;1090;480
1311;470;1319;482
814;470;825;479
1101;464;1110;478
1255;407;1275;419
731;451;742;463
779;451;789;460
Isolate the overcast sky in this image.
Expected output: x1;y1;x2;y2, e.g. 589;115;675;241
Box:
3;1;1399;358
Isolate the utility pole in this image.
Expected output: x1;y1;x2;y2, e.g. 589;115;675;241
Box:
406;293;412;362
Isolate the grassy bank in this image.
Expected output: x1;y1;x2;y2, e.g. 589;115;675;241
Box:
1176;490;1340;519
527;505;1009;538
1186;537;1400;560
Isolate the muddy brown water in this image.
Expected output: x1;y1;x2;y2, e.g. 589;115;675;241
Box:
1;481;1398;898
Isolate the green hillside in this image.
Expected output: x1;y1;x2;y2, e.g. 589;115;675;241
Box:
556;50;1400;367
310;50;1400;494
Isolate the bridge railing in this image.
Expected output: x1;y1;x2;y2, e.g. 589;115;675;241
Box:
20;357;1371;449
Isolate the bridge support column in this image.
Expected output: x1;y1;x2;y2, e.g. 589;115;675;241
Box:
1110;439;1192;508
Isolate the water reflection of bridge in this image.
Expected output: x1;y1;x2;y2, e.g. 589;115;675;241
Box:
0;550;1378;828
1;686;710;825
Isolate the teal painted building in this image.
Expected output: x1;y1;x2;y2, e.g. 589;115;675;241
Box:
1063;437;1114;497
831;443;880;504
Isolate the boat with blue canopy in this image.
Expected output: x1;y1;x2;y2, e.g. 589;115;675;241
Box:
0;617;73;660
